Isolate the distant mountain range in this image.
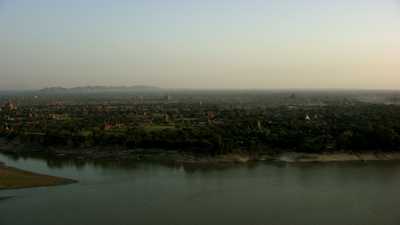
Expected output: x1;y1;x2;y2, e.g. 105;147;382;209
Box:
39;85;163;93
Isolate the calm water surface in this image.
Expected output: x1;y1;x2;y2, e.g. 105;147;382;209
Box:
1;153;400;225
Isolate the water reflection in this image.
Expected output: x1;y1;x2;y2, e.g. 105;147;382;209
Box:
0;152;263;173
0;196;14;201
3;152;400;177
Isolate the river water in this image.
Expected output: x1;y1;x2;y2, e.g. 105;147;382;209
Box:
1;153;400;225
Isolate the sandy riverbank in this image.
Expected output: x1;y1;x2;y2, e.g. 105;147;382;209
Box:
0;162;76;190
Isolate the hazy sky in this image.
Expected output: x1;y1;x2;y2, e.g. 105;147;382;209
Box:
0;0;399;90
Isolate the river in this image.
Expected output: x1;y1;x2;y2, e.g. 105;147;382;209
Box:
1;153;400;225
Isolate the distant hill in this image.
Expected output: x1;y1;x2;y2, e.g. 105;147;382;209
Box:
39;87;68;93
39;85;163;94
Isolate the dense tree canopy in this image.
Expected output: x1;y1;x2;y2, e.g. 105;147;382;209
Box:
2;100;400;154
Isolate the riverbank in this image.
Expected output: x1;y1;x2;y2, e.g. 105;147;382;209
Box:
2;137;400;164
2;146;400;165
0;162;76;190
176;151;400;164
275;152;400;163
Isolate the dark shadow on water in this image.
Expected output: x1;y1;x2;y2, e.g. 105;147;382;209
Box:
3;151;400;176
0;196;14;202
0;152;262;173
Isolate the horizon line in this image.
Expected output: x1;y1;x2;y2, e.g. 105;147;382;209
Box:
1;86;400;92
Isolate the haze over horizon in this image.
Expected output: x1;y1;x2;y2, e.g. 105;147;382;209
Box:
1;0;399;90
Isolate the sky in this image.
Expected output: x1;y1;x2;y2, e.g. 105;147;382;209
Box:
0;0;399;90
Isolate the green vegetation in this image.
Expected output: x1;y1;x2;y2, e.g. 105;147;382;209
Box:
2;91;400;155
143;125;176;132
